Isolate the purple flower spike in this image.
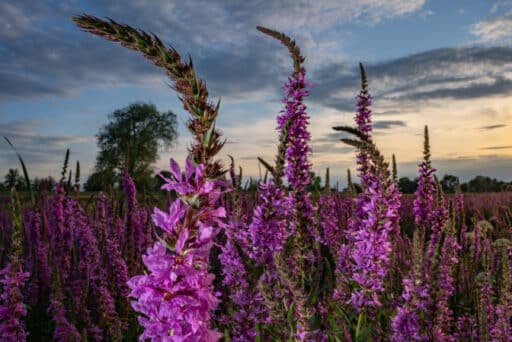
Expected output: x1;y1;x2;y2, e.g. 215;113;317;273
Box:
277;72;313;190
128;158;226;341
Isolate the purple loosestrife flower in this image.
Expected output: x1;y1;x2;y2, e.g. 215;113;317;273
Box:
0;193;29;342
128;158;225;341
219;160;270;341
354;64;372;182
219;237;268;342
478;239;495;341
122;170;140;274
355;86;372;139
48;282;82;342
0;263;29;342
73;198;123;340
51;184;73;284
347;174;398;311
413;126;435;230
25;209;44;305
318;193;341;252
455;314;478;341
413;163;435;228
390;277;429;341
426;206;448;265
277;72;312;190
249;180;295;264
277;72;319;245
432;235;460;342
490;245;512;341
128;241;221;341
491;304;512;342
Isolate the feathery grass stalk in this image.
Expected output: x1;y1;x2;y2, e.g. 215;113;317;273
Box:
256;26;305;78
3;137;34;205
392;154;397;183
74;161;80;196
73;15;225;178
60;149;70;184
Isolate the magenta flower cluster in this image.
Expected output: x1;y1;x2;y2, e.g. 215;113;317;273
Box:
127;158;225;341
277;72;313;190
5;19;512;342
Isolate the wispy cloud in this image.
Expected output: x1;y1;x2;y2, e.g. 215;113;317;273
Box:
373;120;406;129
0;120;94;177
471;11;512;42
311;143;353;155
0;2;29;38
480;145;512;150
480;124;507;130
0;0;428;102
309;46;512;113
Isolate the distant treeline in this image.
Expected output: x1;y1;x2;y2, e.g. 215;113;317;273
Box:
1;168;511;194
397;174;512;193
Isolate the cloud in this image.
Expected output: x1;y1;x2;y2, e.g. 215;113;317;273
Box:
480;145;512;150
0;2;29;38
373;120;406;129
314;132;351;143
480;124;507;130
311;143;353;154
0;120;94;177
309;46;512;113
0;0;427;103
471;11;512;43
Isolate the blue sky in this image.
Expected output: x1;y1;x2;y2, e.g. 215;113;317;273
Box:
1;0;512;185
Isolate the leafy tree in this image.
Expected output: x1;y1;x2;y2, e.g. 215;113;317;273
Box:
87;102;178;190
32;176;57;192
84;168;116;192
463;175;507;193
306;171;322;192
4;168;25;191
440;174;459;193
398;177;417;194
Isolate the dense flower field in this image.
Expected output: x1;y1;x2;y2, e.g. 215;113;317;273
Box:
1;15;511;341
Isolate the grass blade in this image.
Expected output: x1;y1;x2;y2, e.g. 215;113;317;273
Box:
4;136;34;205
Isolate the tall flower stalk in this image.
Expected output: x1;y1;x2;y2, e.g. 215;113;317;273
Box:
73;15;227;340
336;65;400;314
0;191;29;342
255;26;330;340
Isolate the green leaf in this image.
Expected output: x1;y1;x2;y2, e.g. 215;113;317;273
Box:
4;136;34;205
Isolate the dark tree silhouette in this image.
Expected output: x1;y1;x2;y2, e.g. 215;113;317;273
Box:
86;102;178;191
4;168;25;191
440;174;459;193
398;177;417;194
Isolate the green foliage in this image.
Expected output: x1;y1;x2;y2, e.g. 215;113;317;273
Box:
32;176;56;192
83;168;116;192
88;102;178;191
3;168;25;191
461;175;512;192
398;177;418;194
4;136;34;204
440;174;459;193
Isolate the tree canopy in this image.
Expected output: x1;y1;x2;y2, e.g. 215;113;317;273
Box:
85;102;178;191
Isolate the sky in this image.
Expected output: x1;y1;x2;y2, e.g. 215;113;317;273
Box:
1;0;512;186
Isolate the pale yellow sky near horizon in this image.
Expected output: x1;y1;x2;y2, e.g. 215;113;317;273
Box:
154;94;512;185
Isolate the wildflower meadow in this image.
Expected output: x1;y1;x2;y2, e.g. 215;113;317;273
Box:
1;14;512;342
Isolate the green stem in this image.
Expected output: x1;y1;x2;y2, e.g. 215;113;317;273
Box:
355;311;364;339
